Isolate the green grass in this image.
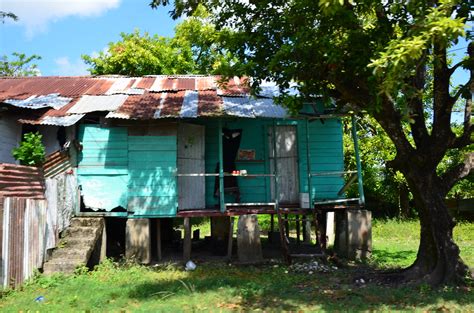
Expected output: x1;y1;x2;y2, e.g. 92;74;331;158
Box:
1;219;473;312
371;219;474;269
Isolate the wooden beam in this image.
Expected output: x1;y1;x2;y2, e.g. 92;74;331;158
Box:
156;219;162;261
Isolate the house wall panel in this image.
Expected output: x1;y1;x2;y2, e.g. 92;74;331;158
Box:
0;115;21;164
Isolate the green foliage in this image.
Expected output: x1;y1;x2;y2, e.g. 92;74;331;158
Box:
82;6;230;75
12;132;46;166
0;222;473;311
82;30;194;76
0;52;41;77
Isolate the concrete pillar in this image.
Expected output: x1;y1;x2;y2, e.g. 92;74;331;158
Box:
303;215;312;244
326;212;335;247
126;218;151;264
347;210;372;260
237;214;263;263
335;210;372;260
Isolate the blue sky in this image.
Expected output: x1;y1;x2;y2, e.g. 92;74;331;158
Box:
1;0;178;75
0;0;471;88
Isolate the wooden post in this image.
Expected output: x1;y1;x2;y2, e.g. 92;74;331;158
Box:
305;119;313;208
303;214;312;243
296;216;300;244
351;115;365;206
183;217;191;262
269;213;275;243
227;217;234;261
285;214;289;238
156;219;162;261
218;119;225;212
272;120;279;211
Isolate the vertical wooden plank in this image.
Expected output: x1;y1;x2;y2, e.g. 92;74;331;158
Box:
269;124;299;204
218;120;225;212
296;216;300;244
178;123;206;210
351;116;365;205
183;217;191;262
227;217;234;261
305;119;312;206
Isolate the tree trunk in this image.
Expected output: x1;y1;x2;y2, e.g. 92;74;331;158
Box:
399;184;410;218
402;170;470;285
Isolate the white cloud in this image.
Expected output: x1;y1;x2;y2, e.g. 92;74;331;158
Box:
53;57;89;76
2;0;121;37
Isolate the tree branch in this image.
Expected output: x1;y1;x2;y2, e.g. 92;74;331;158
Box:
440;153;474;196
407;56;430;150
448;59;467;77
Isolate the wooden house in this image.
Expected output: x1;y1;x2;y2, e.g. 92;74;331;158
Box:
0;76;367;264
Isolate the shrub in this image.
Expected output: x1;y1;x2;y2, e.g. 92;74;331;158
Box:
12;132;46;166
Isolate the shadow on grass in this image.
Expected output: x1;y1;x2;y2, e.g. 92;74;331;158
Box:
126;264;474;311
371;249;416;264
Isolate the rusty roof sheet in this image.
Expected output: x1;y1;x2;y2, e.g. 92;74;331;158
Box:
19;114;85;126
0;75;296;123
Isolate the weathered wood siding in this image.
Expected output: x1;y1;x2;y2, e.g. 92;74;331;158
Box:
0;115;21;164
1;197;49;288
269;125;299;203
298;119;344;201
77;125;129;210
178;123;205;210
128;135;177;216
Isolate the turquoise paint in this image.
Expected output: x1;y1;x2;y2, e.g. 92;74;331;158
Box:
77;125;129;210
203;117;344;206
78;125;178;216
78;116;345;215
128;135;177;216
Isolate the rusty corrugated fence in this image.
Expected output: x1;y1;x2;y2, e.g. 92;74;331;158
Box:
0;197;48;288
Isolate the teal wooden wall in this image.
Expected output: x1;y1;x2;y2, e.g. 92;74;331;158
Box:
77;124;177;216
204;120;268;205
128;136;177;216
77;125;129;210
77;118;344;215
297;119;345;201
203;118;344;206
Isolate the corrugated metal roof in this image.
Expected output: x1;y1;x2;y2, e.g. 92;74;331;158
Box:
4;93;72;110
68;94;128;114
0;75;298;124
40;114;85;126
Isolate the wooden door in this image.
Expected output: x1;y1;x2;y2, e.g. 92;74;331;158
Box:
178;123;205;210
269;125;299;204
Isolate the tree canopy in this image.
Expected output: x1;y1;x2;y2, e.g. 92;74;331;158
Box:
82;6;231;75
152;0;473;285
0;52;41;77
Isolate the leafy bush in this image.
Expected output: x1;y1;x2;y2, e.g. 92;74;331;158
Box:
12;132;46;166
